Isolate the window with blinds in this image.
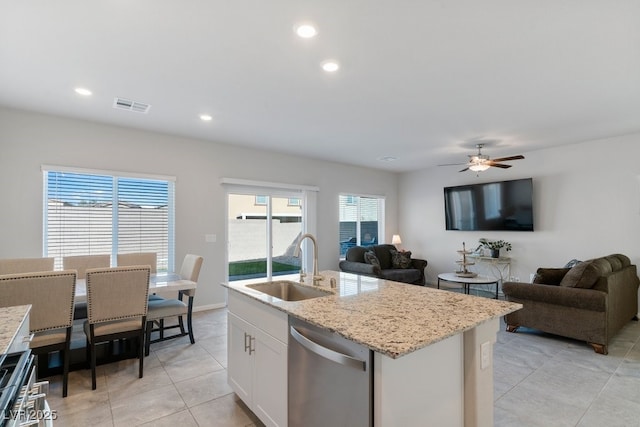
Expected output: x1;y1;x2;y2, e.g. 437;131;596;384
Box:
44;168;175;271
339;194;385;257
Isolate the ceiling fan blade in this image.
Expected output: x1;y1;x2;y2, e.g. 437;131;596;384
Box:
438;162;468;166
459;167;470;172
491;155;524;162
488;163;512;169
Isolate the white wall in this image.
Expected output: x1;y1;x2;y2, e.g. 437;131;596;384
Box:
399;134;640;296
0;107;399;309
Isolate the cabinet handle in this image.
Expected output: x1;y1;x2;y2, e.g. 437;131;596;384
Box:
244;332;250;352
249;336;255;355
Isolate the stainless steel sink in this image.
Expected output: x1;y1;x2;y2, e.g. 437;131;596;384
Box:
247;280;332;301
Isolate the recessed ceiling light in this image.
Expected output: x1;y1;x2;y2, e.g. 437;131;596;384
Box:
321;60;339;72
378;156;398;162
74;87;92;96
199;114;213;122
295;24;317;38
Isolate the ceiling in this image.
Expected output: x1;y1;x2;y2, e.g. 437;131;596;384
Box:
1;1;639;172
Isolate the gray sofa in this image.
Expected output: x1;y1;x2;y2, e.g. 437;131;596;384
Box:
339;244;427;285
502;254;639;354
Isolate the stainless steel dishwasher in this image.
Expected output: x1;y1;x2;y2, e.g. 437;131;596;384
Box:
288;317;372;427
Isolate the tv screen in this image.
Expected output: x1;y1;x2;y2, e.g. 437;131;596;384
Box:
444;178;534;231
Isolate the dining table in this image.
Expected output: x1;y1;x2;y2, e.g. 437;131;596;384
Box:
74;272;197;304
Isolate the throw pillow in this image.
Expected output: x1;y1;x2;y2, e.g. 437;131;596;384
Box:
559;261;600;289
390;250;412;269
364;250;381;268
533;268;571;285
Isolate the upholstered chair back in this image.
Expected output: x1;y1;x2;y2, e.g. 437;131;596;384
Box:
178;254;203;297
85;266;150;324
117;252;157;274
0;270;76;333
63;254;111;279
0;257;55;275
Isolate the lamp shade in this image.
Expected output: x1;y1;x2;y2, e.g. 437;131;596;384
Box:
391;234;402;245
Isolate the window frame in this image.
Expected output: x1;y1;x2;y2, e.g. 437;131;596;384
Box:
339;193;385;258
42;165;175;272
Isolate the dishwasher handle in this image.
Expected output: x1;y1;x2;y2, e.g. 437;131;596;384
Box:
290;326;367;371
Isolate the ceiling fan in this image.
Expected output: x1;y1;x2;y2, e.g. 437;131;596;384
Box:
440;144;524;173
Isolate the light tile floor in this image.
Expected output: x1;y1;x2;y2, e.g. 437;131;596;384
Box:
44;308;640;426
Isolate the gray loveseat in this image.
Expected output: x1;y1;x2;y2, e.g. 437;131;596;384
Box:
502;253;639;354
339;244;427;285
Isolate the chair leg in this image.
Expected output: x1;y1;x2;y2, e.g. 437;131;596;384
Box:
187;296;195;344
159;319;165;339
145;320;152;357
89;325;97;390
90;341;97;390
63;327;72;398
139;319;145;379
178;316;186;335
85;338;91;370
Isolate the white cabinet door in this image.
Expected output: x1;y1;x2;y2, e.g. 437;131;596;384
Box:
252;326;288;427
227;312;253;404
227;297;288;427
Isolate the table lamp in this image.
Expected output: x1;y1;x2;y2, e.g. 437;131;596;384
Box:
392;234;402;251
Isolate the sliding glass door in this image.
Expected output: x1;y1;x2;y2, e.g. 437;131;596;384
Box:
227;193;303;281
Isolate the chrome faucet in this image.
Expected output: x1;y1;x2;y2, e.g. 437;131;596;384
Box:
294;233;323;285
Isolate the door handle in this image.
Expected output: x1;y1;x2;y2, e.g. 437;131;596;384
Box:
290;326;366;371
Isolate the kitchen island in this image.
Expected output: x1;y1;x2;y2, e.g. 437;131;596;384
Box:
223;271;521;427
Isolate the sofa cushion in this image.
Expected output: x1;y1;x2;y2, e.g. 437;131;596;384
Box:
345;246;368;263
390;250;412;269
364;251;381;268
589;258;612;275
604;255;623;271
372;244;395;269
533;268;570;285
612;253;631;268
559;261;600;289
380;268;421;284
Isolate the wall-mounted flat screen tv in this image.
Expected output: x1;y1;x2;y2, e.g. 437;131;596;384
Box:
444;178;534;231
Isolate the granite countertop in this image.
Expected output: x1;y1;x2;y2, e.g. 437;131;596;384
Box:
223;271;521;359
0;305;31;357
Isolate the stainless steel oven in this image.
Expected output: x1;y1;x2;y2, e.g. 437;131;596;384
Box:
0;350;52;427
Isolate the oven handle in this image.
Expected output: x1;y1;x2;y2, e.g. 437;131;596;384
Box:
290;326;366;371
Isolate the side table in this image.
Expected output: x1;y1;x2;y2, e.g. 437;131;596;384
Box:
437;272;500;299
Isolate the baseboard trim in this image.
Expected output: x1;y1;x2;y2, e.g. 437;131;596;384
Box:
193;302;226;312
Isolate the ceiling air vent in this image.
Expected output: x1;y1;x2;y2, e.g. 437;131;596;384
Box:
113;97;151;114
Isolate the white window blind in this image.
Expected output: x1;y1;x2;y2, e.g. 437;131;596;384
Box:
44;168;175;271
339;194;385;256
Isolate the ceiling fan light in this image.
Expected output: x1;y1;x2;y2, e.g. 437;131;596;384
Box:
469;163;490;172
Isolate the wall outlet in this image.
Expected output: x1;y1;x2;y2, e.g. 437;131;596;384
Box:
480;341;491;370
205;234;217;243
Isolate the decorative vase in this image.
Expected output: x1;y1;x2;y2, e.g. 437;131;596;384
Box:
490;249;500;258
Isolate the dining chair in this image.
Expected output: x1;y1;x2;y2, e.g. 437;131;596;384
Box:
63;254;111;320
63;254;111;279
145;254;203;355
0;257;54;274
84;266;150;390
0;270;77;397
116;252;157;273
117;252;162;304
